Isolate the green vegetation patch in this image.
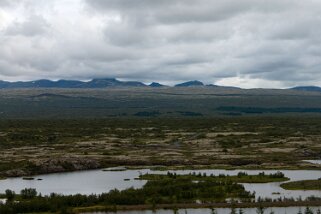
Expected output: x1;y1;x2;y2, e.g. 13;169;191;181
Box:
281;179;321;190
140;171;289;183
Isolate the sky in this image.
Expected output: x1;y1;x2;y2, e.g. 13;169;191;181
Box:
0;0;321;88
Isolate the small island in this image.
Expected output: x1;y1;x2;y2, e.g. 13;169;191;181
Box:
281;179;321;190
140;171;290;183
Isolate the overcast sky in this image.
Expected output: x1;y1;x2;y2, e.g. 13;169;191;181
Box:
0;0;321;88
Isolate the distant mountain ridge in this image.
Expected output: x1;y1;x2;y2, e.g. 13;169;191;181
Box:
0;78;147;89
290;86;321;92
0;78;321;91
0;78;172;89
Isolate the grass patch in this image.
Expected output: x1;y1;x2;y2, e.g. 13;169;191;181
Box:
140;171;290;183
281;179;321;190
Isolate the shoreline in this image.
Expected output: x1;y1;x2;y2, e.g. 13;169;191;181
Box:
1;163;321;179
74;201;321;213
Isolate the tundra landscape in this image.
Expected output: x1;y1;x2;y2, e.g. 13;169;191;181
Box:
2;0;321;213
1;86;321;177
1;85;321;213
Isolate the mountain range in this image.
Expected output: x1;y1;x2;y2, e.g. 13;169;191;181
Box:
0;78;321;91
0;78;212;89
0;78;145;89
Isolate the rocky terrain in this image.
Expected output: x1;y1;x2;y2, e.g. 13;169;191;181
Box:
1;117;321;177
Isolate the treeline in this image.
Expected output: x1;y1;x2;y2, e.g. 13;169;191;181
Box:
1;188;321;213
215;206;321;214
141;171;288;183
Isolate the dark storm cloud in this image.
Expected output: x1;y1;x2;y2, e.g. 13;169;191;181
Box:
0;0;321;87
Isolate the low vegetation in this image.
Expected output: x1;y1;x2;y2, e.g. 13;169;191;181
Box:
140;171;289;183
1;117;321;177
281;179;321;190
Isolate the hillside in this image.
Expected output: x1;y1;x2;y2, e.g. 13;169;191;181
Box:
290;86;321;92
1;87;321;119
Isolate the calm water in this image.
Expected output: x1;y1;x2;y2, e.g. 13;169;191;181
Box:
0;168;321;201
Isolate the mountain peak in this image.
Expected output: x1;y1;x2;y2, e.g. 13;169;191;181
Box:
175;80;204;87
149;82;164;87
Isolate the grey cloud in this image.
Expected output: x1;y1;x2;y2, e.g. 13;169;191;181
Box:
5;15;49;37
0;0;321;88
86;0;294;25
0;0;12;7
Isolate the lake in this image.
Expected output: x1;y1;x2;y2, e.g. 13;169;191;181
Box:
1;168;321;201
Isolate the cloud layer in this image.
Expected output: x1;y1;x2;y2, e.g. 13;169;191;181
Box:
1;0;321;88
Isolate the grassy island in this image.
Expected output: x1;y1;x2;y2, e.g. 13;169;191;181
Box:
140;171;290;183
281;179;321;190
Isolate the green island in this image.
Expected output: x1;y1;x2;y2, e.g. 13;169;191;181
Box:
140;171;290;183
281;179;321;190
